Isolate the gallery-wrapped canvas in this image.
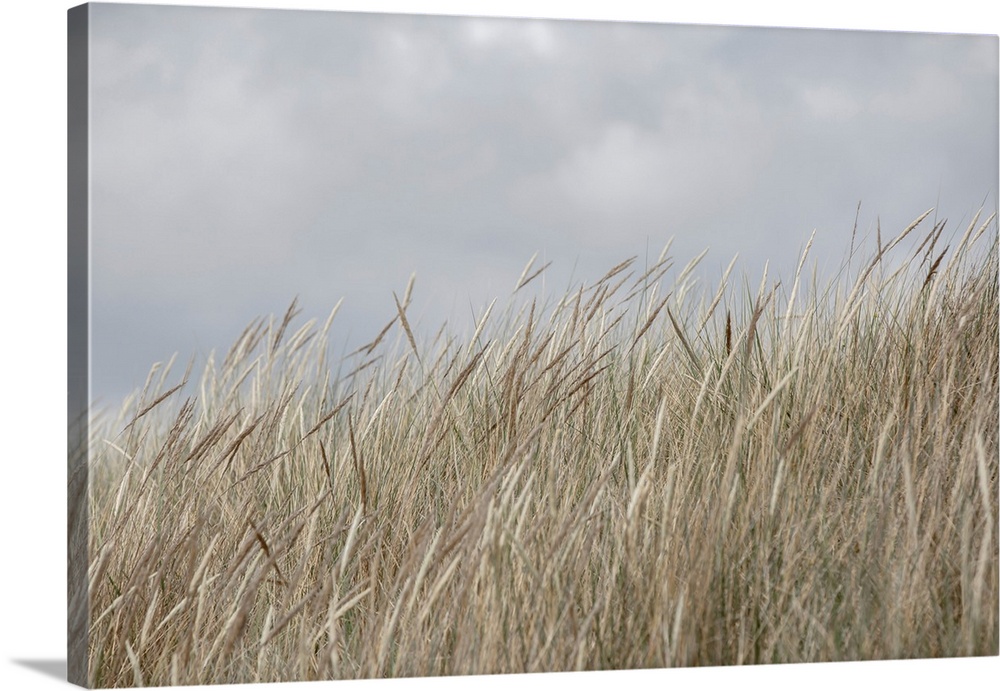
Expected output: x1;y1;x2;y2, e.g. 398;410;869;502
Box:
68;3;999;688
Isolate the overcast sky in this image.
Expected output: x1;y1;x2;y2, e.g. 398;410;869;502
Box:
87;2;998;405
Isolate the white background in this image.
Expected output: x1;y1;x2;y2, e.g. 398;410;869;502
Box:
1;2;997;690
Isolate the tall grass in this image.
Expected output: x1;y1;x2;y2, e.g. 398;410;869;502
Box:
88;212;998;687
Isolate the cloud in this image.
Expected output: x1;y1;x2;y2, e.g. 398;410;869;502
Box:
86;6;997;402
510;72;774;252
369;23;457;119
872;65;966;123
800;85;862;121
464;17;560;58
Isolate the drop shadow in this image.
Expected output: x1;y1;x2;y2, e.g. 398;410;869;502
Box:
11;658;67;682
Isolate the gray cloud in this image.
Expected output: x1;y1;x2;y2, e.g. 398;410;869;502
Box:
88;4;998;403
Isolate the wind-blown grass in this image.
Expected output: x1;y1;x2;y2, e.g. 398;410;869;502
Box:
88;211;998;687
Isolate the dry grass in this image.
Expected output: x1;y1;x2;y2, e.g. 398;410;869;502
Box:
87;211;999;687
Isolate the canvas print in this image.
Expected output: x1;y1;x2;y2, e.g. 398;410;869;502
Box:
68;3;999;688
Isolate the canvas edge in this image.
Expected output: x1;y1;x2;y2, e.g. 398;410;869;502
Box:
68;3;91;687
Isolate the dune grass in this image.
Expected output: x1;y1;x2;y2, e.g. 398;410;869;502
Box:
87;211;999;687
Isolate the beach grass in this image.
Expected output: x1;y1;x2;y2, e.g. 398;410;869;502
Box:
87;211;998;686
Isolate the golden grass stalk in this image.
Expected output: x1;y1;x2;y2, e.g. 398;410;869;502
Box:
87;211;998;686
